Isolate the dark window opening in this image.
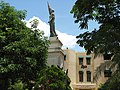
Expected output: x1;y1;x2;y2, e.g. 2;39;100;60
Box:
104;69;112;77
104;54;113;60
87;71;91;82
79;71;83;82
64;55;66;61
86;57;91;65
79;57;83;65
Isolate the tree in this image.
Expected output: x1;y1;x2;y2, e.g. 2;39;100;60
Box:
0;1;49;89
8;80;28;90
35;65;72;90
98;70;120;90
71;0;120;89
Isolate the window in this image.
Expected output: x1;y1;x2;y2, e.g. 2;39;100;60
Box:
64;55;66;61
79;57;83;65
104;69;112;77
86;57;91;65
103;54;113;60
79;71;83;82
87;71;91;82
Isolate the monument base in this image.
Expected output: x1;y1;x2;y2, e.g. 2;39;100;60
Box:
47;36;64;68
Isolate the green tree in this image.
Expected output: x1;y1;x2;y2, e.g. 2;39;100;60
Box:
71;0;120;89
99;70;120;90
0;1;49;89
8;80;28;90
35;65;72;90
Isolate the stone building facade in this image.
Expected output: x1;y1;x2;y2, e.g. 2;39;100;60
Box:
63;49;113;90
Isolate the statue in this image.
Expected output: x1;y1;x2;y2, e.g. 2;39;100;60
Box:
47;2;57;37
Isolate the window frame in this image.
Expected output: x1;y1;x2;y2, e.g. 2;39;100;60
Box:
103;54;113;60
86;57;91;65
79;71;83;82
64;55;66;61
87;71;91;82
104;69;112;77
79;57;83;65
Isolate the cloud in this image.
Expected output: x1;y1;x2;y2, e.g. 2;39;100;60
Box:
25;16;50;36
57;31;77;49
25;16;77;49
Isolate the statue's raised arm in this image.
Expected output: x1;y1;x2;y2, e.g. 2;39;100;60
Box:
47;2;57;37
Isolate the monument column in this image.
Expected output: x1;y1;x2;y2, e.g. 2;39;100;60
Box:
47;3;64;67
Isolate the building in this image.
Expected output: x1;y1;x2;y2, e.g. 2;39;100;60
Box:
47;36;114;90
47;4;114;90
63;49;114;90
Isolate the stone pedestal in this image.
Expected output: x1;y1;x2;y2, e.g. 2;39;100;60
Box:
47;36;64;67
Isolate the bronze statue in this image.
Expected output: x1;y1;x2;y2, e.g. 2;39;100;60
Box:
47;2;57;37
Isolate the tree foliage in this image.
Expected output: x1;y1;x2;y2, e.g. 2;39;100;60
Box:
35;65;72;90
8;80;28;90
71;0;120;89
99;70;120;90
71;0;120;68
0;1;49;89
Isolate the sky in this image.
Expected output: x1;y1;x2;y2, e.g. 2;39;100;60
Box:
3;0;99;52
